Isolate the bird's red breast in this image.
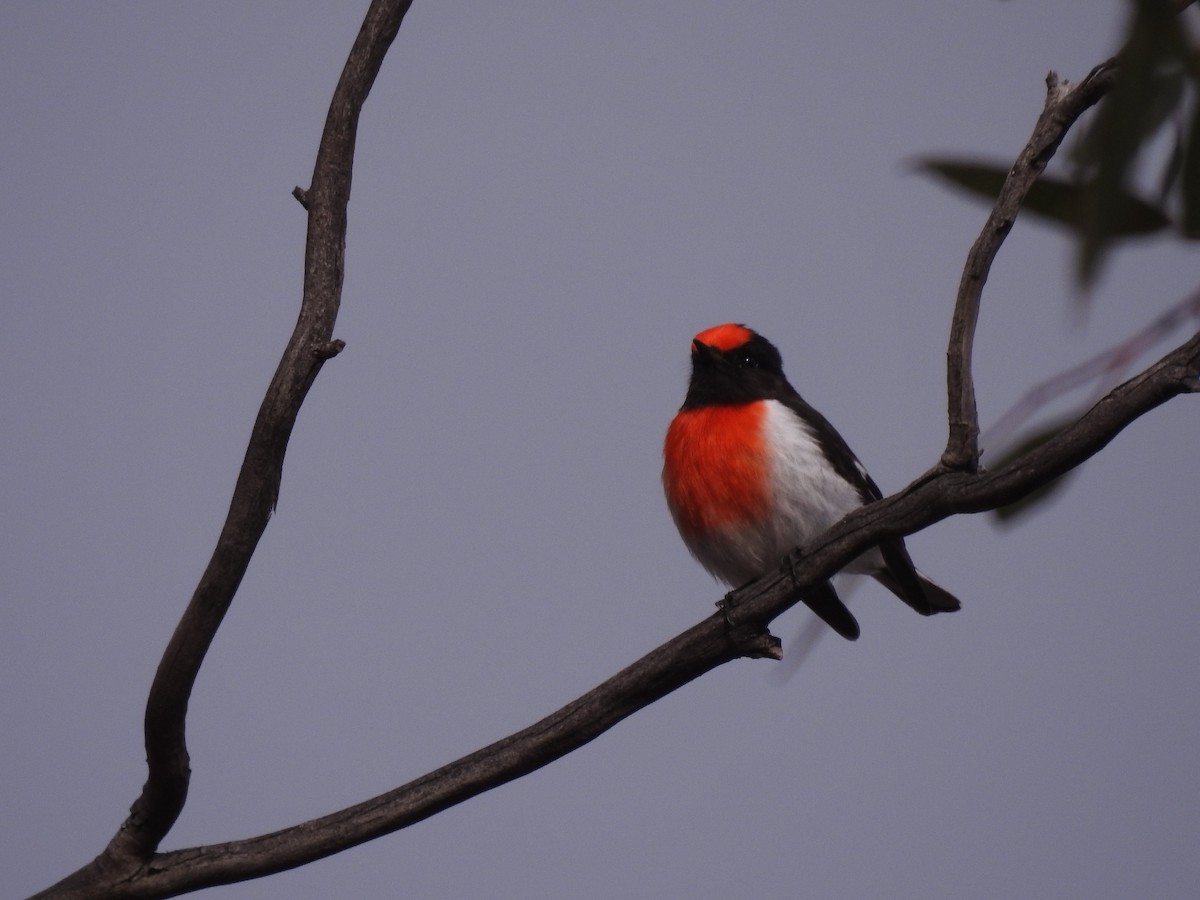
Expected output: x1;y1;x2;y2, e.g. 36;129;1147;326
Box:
662;401;772;539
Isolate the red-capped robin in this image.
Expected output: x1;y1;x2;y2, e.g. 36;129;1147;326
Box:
662;323;961;641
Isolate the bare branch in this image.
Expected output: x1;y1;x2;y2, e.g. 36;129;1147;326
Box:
945;0;1199;467
34;330;1199;900
34;1;414;897
31;7;1200;900
815;330;1197;572
943;63;1119;470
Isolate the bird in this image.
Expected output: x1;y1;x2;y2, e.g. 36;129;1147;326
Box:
662;323;960;641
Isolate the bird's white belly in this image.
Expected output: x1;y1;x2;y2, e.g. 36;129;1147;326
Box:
734;400;880;580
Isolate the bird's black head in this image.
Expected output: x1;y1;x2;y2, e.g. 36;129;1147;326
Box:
680;323;793;409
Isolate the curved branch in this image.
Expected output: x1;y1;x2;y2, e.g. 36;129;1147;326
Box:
943;63;1119;470
37;330;1200;900
32;10;1199;900
804;329;1198;587
34;1;415;898
944;0;1198;469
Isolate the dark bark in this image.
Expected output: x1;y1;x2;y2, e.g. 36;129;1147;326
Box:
33;327;1200;899
33;1;414;898
943;63;1119;470
29;1;1200;897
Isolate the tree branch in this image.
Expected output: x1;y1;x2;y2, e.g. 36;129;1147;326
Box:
944;0;1199;467
31;9;1200;899
33;1;414;898
943;62;1119;470
34;329;1200;900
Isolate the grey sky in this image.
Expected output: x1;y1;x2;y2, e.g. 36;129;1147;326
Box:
3;3;1198;898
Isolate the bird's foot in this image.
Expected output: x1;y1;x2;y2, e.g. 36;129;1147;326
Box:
716;591;740;627
716;589;783;659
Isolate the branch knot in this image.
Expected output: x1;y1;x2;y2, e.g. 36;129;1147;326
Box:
314;339;346;359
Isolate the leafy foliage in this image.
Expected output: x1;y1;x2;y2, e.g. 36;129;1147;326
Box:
915;158;1170;237
917;0;1200;288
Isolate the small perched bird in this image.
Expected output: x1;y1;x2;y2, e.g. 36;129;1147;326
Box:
662;323;960;640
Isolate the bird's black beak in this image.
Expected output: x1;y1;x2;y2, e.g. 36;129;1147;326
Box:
691;338;720;361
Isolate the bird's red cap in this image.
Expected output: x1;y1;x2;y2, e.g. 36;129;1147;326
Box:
692;323;754;353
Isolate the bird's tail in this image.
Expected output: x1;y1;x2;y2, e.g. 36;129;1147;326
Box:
915;573;961;613
872;567;961;615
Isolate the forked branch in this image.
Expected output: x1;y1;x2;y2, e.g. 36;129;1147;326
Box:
35;1;415;898
35;326;1200;900
943;62;1119;470
31;6;1200;899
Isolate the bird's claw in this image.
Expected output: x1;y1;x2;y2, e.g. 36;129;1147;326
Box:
716;591;739;627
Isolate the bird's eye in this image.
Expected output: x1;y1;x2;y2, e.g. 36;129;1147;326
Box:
737;353;759;369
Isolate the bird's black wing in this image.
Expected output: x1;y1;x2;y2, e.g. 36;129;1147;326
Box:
771;392;883;503
773;390;936;615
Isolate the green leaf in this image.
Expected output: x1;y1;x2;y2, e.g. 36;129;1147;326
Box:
914;157;1170;236
1156;120;1184;205
1072;0;1191;286
1180;70;1200;238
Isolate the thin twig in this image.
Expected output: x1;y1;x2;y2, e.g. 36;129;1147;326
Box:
943;63;1119;470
